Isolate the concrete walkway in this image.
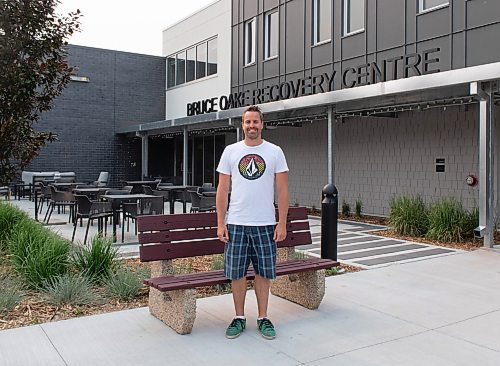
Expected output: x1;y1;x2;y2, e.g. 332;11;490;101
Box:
1;248;499;365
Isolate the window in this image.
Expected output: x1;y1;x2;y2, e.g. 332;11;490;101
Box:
207;38;217;75
419;0;449;13
344;0;364;35
186;47;196;82
244;18;256;65
167;37;218;88
264;11;278;59
196;43;207;79
167;56;176;88
313;0;331;44
176;51;185;85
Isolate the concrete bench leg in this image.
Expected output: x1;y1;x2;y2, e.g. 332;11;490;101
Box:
149;260;196;335
270;248;326;310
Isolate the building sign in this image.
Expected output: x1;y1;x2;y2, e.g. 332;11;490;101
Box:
187;48;441;116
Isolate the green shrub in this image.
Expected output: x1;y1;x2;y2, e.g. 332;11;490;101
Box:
72;235;118;283
0;202;28;252
211;254;224;270
355;199;363;217
42;272;98;306
292;250;308;260
0;277;24;314
427;199;477;242
341;200;351;216
389;196;428;236
104;266;147;300
8;220;71;289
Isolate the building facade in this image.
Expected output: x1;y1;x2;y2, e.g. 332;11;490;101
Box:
27;0;499;245
29;45;166;186
227;0;500;216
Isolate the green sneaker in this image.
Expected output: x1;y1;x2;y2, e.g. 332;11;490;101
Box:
257;318;276;340
225;318;246;339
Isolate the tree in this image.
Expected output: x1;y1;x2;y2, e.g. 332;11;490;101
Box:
0;0;80;185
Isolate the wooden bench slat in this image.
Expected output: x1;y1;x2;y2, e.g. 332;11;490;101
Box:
148;259;339;291
140;239;226;262
137;213;218;232
139;230;313;262
137;207;310;232
138;221;311;245
139;228;218;244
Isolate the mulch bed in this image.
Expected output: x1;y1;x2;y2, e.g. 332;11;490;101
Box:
371;230;485;251
0;253;357;331
4;213;494;331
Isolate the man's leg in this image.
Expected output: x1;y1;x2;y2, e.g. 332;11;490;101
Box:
254;275;270;318
231;277;247;315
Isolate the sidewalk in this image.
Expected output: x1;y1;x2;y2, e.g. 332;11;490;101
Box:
1;248;499;365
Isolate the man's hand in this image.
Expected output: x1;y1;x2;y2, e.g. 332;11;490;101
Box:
218;224;229;243
273;222;287;242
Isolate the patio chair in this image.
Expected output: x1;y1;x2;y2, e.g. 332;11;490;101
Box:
37;182;52;215
142;185;170;201
189;190;216;213
72;195;114;244
92;172;109;187
122;196;164;242
0;186;11;200
44;186;76;224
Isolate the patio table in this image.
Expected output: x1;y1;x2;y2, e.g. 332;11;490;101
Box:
101;194;156;241
156;185;190;214
125;180;159;194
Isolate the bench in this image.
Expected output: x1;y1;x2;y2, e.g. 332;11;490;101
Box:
137;206;339;334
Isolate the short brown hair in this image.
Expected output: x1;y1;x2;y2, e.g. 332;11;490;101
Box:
242;105;263;122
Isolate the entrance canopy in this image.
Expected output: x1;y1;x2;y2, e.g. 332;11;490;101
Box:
117;61;500;136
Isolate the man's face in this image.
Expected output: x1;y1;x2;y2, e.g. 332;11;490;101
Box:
242;111;263;140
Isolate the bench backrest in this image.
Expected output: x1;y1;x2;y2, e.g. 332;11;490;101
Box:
137;206;312;262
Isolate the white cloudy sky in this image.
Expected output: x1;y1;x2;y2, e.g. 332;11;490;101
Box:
56;0;216;56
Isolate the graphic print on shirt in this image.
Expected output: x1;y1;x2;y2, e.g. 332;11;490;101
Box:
238;154;266;180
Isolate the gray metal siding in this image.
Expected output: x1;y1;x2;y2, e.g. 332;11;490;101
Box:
264;105;492;216
232;0;500;94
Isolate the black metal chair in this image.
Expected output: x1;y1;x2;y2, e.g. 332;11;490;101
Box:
122;196;164;242
142;185;170;202
37;182;52;215
44;186;76;224
188;190;216;213
72;195;113;244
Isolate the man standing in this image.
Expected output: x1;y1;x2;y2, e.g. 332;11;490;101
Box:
216;105;289;340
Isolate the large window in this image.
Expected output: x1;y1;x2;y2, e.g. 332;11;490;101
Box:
176;51;185;85
344;0;364;35
167;37;218;88
244;18;256;65
167;56;176;88
207;38;217;75
264;11;278;59
196;43;207;79
419;0;449;13
313;0;331;45
186;47;196;83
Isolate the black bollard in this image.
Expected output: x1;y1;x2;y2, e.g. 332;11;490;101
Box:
321;184;338;260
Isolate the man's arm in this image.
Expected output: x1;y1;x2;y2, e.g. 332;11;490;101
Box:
274;171;289;242
216;173;231;243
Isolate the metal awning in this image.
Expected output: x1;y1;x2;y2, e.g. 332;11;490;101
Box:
118;61;500;135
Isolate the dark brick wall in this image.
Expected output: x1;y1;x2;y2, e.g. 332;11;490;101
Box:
28;45;165;186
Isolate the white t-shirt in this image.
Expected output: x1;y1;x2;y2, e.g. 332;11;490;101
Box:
216;140;289;226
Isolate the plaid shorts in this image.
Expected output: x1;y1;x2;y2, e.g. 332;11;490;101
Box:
224;224;277;280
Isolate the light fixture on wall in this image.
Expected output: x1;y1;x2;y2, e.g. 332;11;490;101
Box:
70;75;90;82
